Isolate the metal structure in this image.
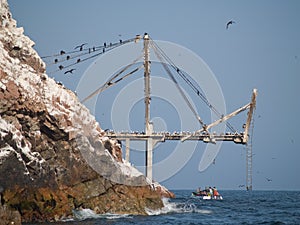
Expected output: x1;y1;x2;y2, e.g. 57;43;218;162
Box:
44;33;257;188
106;88;257;185
104;33;257;186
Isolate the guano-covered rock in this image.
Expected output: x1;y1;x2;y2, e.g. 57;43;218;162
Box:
0;0;173;223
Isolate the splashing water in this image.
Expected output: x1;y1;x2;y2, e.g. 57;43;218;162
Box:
72;208;131;221
145;198;213;215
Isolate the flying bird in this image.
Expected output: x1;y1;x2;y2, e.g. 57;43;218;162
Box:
74;43;87;51
64;69;76;74
265;177;272;182
226;20;236;29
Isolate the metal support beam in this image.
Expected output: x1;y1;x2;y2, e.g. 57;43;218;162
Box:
144;33;150;135
125;138;130;162
243;89;257;143
143;33;153;181
146;142;153;181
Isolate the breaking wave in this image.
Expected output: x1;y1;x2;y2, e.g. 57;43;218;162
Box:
145;198;213;215
72;208;132;220
72;197;213;221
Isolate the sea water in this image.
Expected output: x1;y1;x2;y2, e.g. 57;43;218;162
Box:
25;190;300;225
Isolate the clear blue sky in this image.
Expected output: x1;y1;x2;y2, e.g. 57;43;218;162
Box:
8;0;300;190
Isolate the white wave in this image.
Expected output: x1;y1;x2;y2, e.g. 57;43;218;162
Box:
73;208;98;220
145;198;213;215
105;213;132;220
72;208;131;220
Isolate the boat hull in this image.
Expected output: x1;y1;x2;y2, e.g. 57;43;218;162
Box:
192;192;223;200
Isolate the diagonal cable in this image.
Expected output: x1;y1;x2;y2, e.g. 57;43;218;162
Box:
150;41;205;128
81;55;143;103
150;38;237;133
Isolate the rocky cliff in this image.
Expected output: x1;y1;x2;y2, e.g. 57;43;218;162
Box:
0;0;172;223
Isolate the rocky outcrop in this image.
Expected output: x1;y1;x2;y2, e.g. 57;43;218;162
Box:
0;0;172;223
0;204;21;225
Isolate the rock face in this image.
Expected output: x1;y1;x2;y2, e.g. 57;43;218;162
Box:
0;0;172;223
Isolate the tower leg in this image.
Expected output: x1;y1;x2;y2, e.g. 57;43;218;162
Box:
146;138;153;182
125;138;130;163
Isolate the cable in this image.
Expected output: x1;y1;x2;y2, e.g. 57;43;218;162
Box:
81;54;143;103
45;37;137;74
150;38;237;133
150;41;205;128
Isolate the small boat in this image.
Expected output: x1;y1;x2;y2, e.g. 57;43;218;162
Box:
192;187;223;200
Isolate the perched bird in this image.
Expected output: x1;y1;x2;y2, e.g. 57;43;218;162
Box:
58;65;64;70
74;43;87;51
60;50;66;55
12;46;21;51
226;20;235;29
64;69;76;74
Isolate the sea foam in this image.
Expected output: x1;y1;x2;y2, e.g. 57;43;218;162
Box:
72;208;131;220
145;198;213;215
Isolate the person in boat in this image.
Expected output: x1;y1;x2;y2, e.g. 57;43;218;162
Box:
208;187;213;197
194;187;207;196
213;187;220;197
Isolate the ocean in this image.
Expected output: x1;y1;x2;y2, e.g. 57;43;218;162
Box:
25;190;300;225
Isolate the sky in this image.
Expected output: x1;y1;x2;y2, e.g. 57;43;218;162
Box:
8;0;300;191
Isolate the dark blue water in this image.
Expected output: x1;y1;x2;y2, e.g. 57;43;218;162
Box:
26;190;300;225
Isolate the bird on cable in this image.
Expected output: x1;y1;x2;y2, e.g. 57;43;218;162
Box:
74;43;87;51
226;20;235;29
64;69;76;74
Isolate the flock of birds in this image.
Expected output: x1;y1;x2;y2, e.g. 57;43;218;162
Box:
43;38;127;75
45;20;236;76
